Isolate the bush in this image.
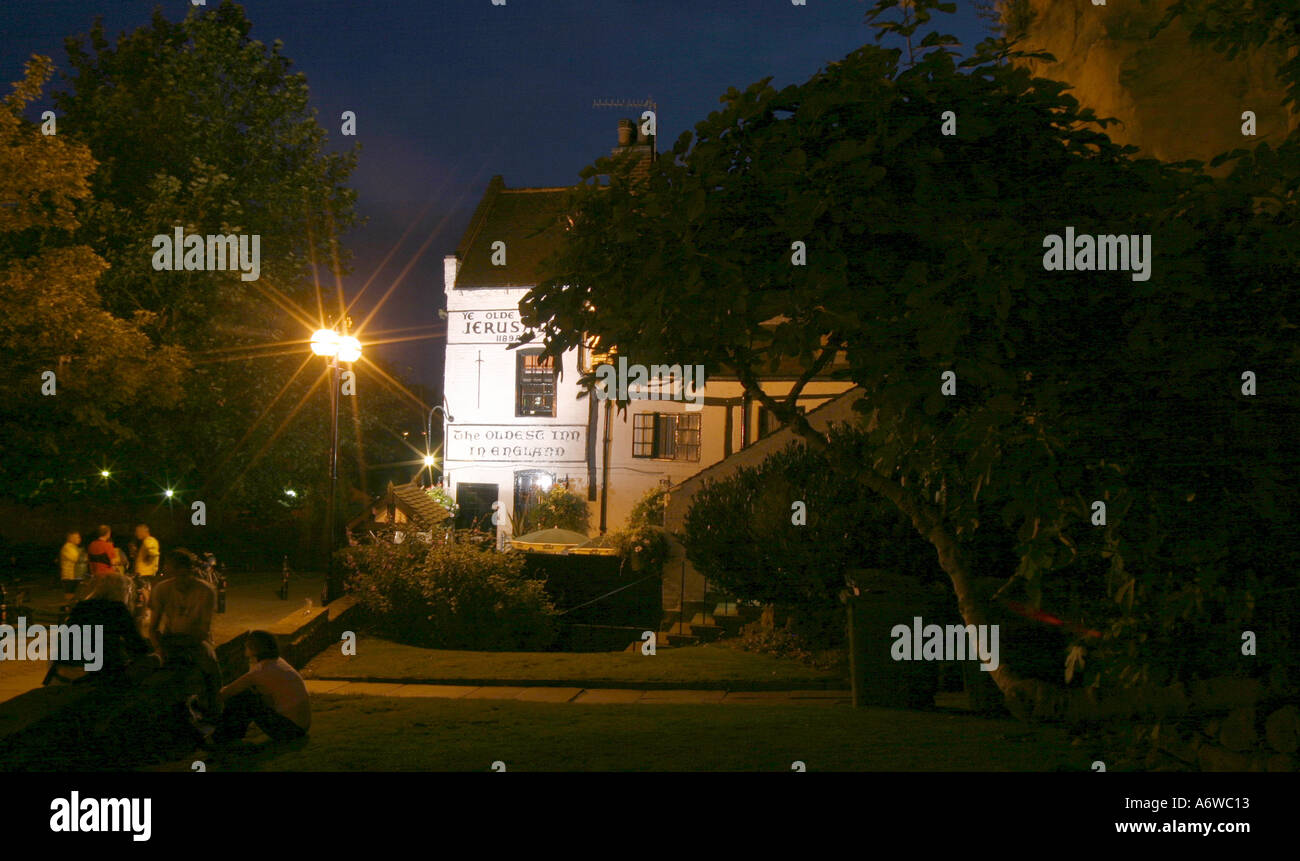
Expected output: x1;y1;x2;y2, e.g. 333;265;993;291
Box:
728;620;842;671
683;430;945;614
612;524;670;571
627;485;666;529
339;541;557;650
528;485;589;533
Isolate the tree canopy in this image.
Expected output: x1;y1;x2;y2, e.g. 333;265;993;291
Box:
522;0;1300;716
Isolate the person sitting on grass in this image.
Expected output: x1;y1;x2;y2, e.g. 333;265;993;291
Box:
210;630;310;747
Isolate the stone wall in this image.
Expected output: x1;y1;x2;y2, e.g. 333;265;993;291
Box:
1083;677;1300;772
1007;0;1296;164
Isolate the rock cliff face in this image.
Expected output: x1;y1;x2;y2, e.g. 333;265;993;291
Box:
1005;0;1296;163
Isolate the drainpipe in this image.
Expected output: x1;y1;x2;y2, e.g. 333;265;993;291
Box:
599;398;613;533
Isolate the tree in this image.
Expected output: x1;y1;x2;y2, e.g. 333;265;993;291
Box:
0;55;185;494
683;430;948;612
48;1;367;523
522;1;1300;717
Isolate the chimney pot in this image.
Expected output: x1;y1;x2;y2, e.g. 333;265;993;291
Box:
617;118;634;147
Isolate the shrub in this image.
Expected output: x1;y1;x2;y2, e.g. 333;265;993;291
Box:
627;485;667;529
339;541;557;650
728;620;842;671
682;431;946;614
424;485;458;521
528;485;589;533
612;524;670;571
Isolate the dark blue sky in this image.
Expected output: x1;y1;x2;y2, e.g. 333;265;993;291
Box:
1;0;992;387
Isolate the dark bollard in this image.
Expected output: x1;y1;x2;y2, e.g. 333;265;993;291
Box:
843;589;867;709
279;556;290;600
217;570;227;613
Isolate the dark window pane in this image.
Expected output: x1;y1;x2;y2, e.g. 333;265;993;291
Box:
455;483;498;531
632;413;655;458
656;414;676;459
676;413;701;462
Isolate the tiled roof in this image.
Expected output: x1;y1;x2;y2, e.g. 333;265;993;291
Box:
390;481;450;526
453;176;572;289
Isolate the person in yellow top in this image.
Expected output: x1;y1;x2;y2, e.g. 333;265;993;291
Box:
59;530;82;605
133;524;160;579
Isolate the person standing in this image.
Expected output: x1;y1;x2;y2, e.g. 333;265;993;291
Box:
133;524;160;580
58;531;82;606
87;525;117;578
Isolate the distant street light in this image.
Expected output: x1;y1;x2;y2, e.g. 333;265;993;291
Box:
313;324;361;604
99;470;111;479
164;489;175;499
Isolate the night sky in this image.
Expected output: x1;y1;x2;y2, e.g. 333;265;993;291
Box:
0;0;991;389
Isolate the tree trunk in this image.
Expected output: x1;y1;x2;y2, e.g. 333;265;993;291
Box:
782;412;1071;720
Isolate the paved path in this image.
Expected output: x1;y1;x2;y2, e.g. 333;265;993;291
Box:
0;570;326;705
305;678;852;705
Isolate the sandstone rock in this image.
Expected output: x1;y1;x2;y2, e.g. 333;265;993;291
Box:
1150;682;1188;718
1264;705;1300;754
1156;726;1201;764
1009;0;1296;165
1266;753;1297;773
1190;677;1261;711
1219;707;1258;752
1197;744;1253;772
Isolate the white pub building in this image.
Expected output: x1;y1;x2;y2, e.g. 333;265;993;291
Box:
439;123;854;612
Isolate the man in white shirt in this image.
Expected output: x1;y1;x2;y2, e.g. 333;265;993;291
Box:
211;630;310;745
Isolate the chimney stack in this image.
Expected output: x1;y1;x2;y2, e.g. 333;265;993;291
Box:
611;118;654;184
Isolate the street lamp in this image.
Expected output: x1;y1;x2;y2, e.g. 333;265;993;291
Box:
312;324;361;603
425;400;453;485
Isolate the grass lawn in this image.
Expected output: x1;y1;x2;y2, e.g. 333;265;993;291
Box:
303;636;845;689
163;694;1087;772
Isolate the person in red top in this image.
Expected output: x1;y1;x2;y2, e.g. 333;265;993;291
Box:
87;524;117;577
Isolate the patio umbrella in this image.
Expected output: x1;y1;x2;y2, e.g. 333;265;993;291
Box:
569;533;621;557
508;528;589;555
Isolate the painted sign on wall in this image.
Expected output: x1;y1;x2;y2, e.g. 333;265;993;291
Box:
446;424;586;462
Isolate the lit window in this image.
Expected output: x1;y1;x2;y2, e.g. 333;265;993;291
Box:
516;351;556;417
632;412;700;462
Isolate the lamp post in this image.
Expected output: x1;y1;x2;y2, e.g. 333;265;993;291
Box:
426;401;453;485
311;326;362;604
